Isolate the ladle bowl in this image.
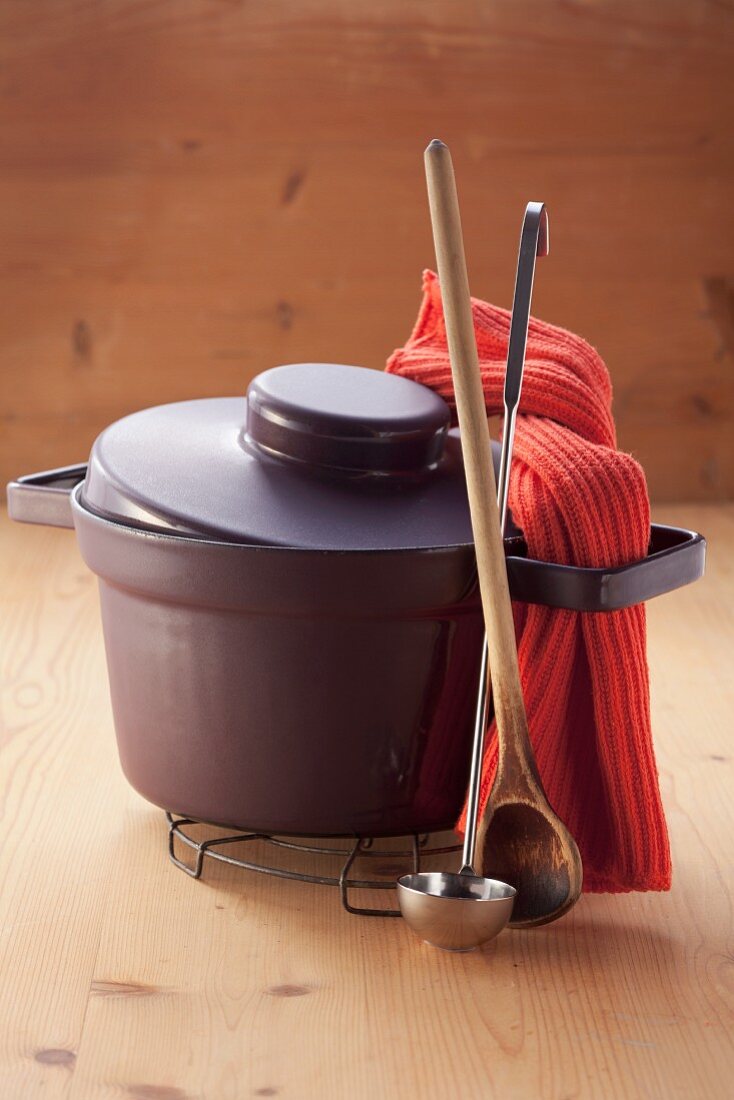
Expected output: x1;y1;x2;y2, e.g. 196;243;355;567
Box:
396;872;516;951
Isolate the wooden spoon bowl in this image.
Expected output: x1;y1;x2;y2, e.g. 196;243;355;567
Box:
479;798;583;927
476;702;583;928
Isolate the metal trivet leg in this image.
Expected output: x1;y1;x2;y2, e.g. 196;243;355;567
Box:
167;814;265;879
339;835;420;917
165;813;460;918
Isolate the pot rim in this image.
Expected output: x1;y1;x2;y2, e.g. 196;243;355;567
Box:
73;482;478;557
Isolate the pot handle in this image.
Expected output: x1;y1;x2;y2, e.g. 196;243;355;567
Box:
6;464;87;529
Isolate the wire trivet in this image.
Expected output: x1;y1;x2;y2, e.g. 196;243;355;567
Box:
166;812;461;917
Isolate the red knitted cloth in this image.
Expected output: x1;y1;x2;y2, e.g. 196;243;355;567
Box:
387;271;671;893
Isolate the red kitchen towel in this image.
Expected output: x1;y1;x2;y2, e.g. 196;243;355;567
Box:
387;271;671;892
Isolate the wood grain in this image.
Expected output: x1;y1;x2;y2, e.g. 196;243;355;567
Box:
0;504;732;1098
0;1;733;500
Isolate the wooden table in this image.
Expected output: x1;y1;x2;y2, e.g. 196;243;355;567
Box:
1;504;732;1099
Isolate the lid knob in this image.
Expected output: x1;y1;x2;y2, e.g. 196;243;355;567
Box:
245;363;450;476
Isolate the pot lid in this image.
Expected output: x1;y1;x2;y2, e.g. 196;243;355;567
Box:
82;362;476;551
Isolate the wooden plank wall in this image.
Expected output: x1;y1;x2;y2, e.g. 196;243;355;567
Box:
0;1;732;500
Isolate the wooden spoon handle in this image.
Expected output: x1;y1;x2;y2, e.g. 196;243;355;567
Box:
424;140;533;772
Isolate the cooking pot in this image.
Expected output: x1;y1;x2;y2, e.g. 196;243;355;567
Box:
7;362;705;838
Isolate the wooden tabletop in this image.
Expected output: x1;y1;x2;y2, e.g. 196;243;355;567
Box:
1;504;732;1099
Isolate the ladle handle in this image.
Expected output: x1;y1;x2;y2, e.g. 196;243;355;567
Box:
460;642;490;873
462;203;549;871
424;140;535;795
496;202;548;521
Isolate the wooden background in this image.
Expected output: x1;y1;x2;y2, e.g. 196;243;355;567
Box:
1;1;732;499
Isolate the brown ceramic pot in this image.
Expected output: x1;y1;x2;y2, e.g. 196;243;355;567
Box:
6;363;705;836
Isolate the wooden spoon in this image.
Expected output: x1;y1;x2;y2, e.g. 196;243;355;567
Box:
424;138;583;927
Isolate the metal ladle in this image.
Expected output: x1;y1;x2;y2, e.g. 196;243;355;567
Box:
397;144;551;950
